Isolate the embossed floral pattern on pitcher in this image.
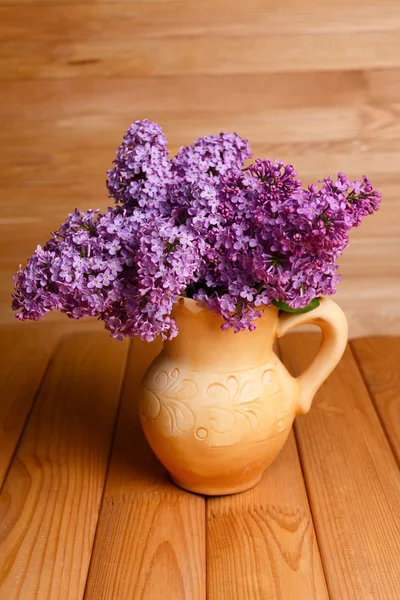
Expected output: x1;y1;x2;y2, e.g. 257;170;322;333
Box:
141;359;294;447
139;297;348;495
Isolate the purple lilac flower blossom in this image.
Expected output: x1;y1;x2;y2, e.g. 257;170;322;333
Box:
13;119;381;340
106;119;172;215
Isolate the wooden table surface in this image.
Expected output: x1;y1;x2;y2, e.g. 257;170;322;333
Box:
0;325;399;599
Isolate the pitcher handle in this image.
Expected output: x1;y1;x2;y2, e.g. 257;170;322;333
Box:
275;297;348;415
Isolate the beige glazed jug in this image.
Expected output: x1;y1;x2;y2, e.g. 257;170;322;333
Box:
138;297;348;495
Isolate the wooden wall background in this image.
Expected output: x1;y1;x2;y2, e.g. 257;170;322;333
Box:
1;0;399;337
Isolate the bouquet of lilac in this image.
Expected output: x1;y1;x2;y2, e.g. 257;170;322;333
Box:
13;119;381;341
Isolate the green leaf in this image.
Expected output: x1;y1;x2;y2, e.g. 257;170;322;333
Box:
272;298;320;314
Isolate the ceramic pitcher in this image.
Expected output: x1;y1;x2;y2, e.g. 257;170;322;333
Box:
138;296;348;495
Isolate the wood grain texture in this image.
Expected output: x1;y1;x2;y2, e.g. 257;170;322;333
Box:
207;431;328;599
279;333;400;600
3;1;400;41
0;326;399;597
3;32;400;80
0;332;129;600
351;336;400;465
84;339;206;600
0;328;59;488
1;1;399;334
0;0;395;5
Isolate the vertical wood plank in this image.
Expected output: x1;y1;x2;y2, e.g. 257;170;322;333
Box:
351;336;400;465
84;339;206;600
207;430;328;599
279;334;400;599
0;332;129;600
0;327;59;487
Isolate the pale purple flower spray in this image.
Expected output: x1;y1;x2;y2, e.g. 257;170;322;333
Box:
13;120;381;340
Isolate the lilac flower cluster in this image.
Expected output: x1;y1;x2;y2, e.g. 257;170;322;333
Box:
190;161;381;330
106;119;172;214
13;119;381;340
12;208;202;341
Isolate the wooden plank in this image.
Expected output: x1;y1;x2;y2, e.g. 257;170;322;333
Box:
2;2;400;42
351;336;400;465
2;31;400;80
1;97;397;160
0;331;129;600
367;68;400;103
84;339;206;600
207;430;328;599
0;327;59;487
333;281;400;338
0;106;363;147
279;334;400;599
0;72;367;117
0;0;396;11
0;0;187;3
